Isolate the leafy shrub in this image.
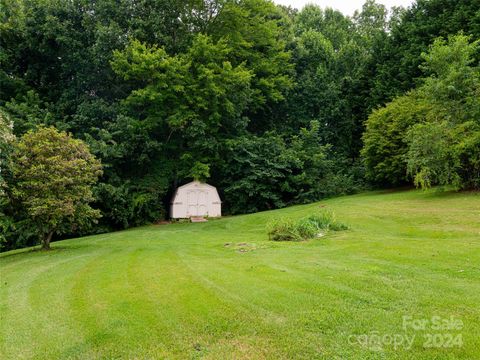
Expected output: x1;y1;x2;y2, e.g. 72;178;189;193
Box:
361;94;431;186
266;211;348;241
221;122;364;215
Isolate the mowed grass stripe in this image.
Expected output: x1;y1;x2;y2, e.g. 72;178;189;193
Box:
1;251;105;359
1;189;479;359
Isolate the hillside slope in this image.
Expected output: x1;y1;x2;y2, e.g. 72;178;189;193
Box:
1;189;479;359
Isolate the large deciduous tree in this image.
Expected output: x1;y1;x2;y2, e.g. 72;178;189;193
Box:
10;127;103;250
111;34;253;180
406;35;480;190
363;34;480;189
288;2;389;158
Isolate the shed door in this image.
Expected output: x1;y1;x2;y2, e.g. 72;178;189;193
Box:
186;190;208;217
187;190;198;216
197;191;207;215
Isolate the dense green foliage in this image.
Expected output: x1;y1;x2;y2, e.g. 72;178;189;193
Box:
367;0;480;105
0;111;14;189
363;34;480;188
5;127;102;250
1;0;479;249
0;111;15;247
362;95;431;185
221;121;361;214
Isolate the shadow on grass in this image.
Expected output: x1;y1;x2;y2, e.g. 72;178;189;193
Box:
373;186;476;200
0;244;81;259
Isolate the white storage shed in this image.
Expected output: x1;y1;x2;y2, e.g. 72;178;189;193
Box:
170;181;222;219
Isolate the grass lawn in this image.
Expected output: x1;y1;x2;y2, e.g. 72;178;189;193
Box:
1;189;479;359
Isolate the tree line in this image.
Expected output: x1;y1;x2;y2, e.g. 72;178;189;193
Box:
1;0;479;250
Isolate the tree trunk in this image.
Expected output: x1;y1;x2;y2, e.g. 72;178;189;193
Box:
42;231;53;250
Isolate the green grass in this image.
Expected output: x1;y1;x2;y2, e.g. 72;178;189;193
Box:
1;189;479;359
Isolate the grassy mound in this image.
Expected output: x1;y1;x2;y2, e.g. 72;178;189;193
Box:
1;189;479;359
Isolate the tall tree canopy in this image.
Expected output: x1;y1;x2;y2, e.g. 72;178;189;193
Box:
368;0;480;106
